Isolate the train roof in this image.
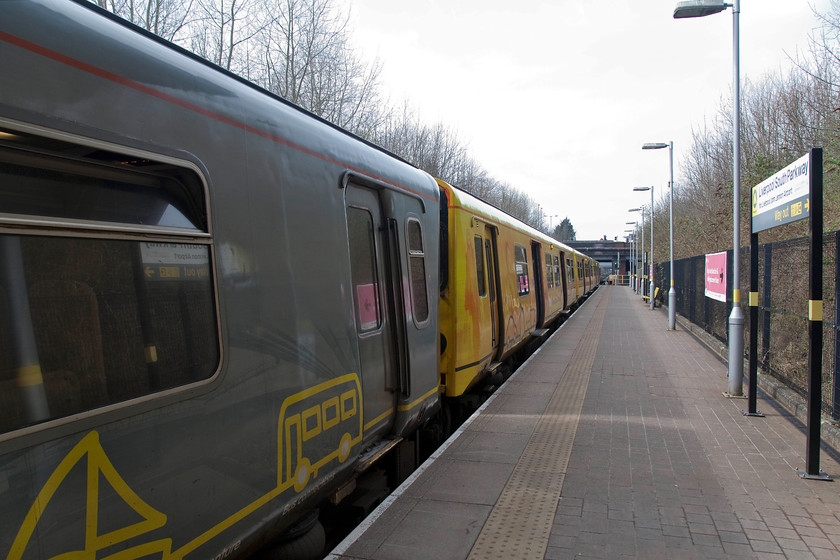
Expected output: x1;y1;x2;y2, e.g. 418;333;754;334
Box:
2;0;441;208
57;0;416;169
437;179;596;263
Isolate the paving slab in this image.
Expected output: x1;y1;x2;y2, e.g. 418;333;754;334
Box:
327;286;840;559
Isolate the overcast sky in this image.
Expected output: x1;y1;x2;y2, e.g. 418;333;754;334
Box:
346;0;828;241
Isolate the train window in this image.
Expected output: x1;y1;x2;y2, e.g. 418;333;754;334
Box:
484;240;495;303
0;135;218;435
554;255;560;284
406;219;429;324
0;236;218;434
475;237;486;297
544;252;554;289
566;259;574;282
348;207;381;333
514;244;529;296
0;132;206;232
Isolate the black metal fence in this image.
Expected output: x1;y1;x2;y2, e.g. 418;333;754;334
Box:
654;230;840;420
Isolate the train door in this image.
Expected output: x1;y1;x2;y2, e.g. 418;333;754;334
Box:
483;226;500;355
530;242;545;327
559;252;568;309
345;185;397;438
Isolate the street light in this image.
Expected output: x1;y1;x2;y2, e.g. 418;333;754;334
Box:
674;0;728;18
624;229;635;287
634;187;655;310
629;208;643;296
644;141;676;330
626;222;637;291
674;0;743;396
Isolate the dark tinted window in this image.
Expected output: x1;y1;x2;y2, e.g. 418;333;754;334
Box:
0;133;206;231
0;132;217;434
407;219;429;324
0;235;217;433
475;237;486;297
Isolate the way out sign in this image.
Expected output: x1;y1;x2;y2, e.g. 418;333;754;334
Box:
751;152;811;232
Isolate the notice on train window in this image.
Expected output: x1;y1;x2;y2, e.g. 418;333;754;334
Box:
751;153;810;233
140;242;210;281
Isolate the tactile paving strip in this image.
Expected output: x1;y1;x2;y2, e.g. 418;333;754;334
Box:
467;293;608;560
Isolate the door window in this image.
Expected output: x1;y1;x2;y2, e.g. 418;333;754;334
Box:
406;219;429;324
514;244;529;296
348;207;381;333
475;236;486;297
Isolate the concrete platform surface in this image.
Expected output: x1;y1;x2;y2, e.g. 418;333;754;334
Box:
327;286;840;559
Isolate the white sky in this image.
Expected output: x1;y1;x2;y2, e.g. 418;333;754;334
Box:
345;0;828;240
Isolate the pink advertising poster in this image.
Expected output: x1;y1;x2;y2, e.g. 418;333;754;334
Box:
704;251;727;303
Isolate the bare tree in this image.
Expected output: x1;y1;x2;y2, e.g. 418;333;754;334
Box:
186;0;266;73
93;0;193;41
255;0;383;134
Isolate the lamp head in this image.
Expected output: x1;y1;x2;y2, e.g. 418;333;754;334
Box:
674;0;729;19
642;142;669;150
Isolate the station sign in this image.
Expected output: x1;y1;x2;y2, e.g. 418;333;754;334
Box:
751;153;811;233
704;251;727;303
140;242;210;281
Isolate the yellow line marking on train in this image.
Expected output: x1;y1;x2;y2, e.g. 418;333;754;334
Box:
364;408;394;431
397;386;439;412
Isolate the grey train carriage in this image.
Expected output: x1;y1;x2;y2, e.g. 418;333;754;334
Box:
0;0;440;558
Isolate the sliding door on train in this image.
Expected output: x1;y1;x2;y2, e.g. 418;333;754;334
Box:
483;225;500;357
345;185;397;439
530;242;545;328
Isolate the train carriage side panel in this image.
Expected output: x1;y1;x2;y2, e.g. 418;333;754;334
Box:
483;214;536;361
439;182;576;397
539;244;566;326
0;1;440;558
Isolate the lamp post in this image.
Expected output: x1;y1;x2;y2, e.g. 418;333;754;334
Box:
626;222;637;291
625;230;635;287
634;187;655;311
675;0;743;396
643;142;676;329
629;208;643;295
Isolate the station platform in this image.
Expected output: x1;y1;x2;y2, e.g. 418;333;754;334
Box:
326;286;840;560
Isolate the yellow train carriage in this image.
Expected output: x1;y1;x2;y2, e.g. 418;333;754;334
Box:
437;180;580;397
568;251;599;303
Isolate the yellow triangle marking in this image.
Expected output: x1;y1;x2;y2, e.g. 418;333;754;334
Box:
8;431;168;560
